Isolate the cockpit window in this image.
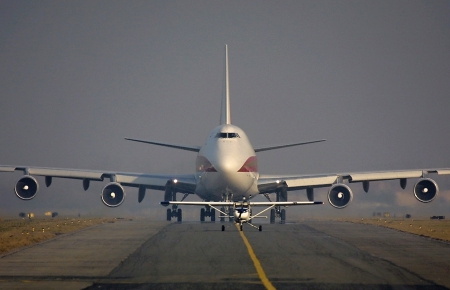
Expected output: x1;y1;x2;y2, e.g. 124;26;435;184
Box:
216;132;227;138
215;132;240;138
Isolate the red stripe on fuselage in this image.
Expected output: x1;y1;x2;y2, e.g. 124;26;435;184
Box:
196;156;217;172
238;156;258;172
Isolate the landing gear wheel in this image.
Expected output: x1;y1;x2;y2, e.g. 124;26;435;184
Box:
270;209;275;224
177;209;182;222
200;208;205;222
222;225;225;231
240;225;243;231
211;209;216;222
280;209;286;224
220;207;225;222
259;225;262;232
167;209;171;221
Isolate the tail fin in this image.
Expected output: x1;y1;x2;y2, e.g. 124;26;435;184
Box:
220;45;231;125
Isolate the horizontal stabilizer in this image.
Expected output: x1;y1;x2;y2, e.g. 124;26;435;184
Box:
125;138;200;152
160;201;323;206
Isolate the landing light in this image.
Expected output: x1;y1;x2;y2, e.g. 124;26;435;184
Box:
173;179;178;184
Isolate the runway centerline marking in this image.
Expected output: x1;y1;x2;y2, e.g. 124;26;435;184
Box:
235;224;276;290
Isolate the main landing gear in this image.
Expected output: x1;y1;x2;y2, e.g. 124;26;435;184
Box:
270;207;286;224
265;189;287;224
219;207;232;222
167;205;182;222
200;207;215;222
165;190;189;222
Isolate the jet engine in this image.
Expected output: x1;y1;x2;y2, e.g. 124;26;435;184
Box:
101;182;125;207
328;184;353;209
15;175;39;200
413;178;438;203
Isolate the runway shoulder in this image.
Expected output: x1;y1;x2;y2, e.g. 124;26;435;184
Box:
0;219;167;290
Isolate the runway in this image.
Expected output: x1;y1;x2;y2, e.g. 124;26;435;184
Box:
0;219;449;289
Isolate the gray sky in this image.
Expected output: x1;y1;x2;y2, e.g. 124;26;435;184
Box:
1;1;450;219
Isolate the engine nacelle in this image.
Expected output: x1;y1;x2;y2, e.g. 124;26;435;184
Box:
101;182;125;207
413;178;438;203
328;184;353;209
15;175;39;200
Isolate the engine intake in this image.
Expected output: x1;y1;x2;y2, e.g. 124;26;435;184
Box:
15;175;39;200
101;182;125;207
414;178;438;203
328;184;353;209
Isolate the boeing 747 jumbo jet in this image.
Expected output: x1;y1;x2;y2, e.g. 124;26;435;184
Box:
1;46;449;231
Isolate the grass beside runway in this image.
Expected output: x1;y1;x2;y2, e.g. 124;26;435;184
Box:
0;217;116;255
341;218;450;242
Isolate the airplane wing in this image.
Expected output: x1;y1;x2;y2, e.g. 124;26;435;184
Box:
124;137;201;152
0;165;196;205
258;168;450;208
259;169;450;191
254;139;326;152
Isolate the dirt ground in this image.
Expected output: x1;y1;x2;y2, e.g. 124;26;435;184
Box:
341;217;450;242
0;217;116;255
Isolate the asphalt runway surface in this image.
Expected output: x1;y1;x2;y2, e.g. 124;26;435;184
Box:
0;219;449;290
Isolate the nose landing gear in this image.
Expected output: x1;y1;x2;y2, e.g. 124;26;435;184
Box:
230;221;262;232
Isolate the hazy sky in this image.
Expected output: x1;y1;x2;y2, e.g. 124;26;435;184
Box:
1;1;450;219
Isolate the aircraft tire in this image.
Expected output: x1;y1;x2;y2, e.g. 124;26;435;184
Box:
200;208;205;222
222;225;225;231
270;209;275;224
240;225;243;231
220;207;225;222
259;225;262;232
211;208;216;222
177;209;182;222
281;209;286;224
167;209;171;221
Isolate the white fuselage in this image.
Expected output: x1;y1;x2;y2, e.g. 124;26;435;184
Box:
194;124;260;202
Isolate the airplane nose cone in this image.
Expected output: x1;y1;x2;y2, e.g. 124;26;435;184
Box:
215;155;238;173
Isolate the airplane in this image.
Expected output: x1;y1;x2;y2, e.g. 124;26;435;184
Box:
1;45;449;231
